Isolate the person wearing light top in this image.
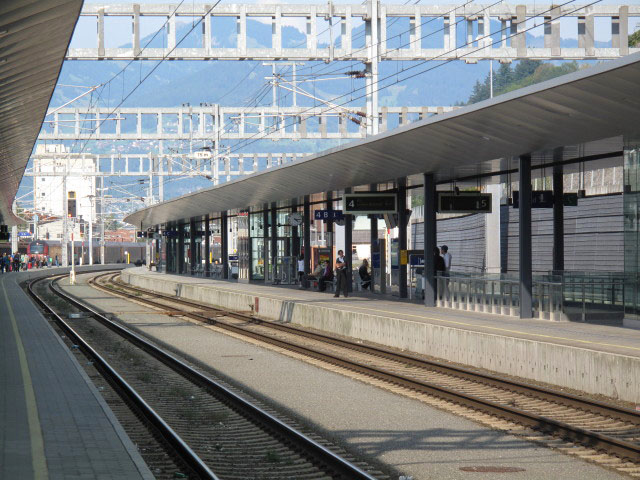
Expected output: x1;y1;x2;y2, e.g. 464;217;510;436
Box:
441;245;452;300
297;253;305;286
441;245;452;273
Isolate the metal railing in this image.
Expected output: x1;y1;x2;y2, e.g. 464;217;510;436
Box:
436;275;521;316
436;272;627;321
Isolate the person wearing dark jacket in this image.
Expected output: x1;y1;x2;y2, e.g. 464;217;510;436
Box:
434;247;446;299
434;247;445;276
358;259;372;290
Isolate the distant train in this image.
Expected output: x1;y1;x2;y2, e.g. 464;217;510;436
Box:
0;240;146;265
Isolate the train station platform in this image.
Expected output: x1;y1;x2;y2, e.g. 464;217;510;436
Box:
0;267;152;480
122;268;640;404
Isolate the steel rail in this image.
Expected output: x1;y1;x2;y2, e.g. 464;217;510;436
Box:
50;273;379;480
106;273;640;425
96;272;640;463
27;274;218;480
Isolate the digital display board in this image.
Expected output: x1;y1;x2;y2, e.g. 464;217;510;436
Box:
512;190;554;209
437;192;492;213
343;194;397;214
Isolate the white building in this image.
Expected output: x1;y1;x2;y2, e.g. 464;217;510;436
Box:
33;144;97;241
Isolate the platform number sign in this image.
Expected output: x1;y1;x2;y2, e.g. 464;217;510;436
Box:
343;193;397;214
438;192;492;213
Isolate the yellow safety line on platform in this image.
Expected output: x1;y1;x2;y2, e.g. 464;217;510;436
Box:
140;274;640;354
2;282;49;479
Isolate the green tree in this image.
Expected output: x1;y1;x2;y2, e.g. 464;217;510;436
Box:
464;60;580;105
630;30;640;48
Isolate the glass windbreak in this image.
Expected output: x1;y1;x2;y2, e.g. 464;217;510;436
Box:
194;224;203;275
251;237;266;280
624;137;640;320
250;212;264;237
183;225;191;274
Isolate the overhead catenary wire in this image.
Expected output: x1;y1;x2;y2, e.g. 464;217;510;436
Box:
209;0;597;160
187;0;482;155
195;0;512;153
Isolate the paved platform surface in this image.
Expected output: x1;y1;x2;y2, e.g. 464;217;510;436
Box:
131;269;640;357
0;267;152;480
62;271;629;480
122;268;640;403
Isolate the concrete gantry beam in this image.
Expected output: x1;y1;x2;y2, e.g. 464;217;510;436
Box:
40;106;455;142
68;3;640;61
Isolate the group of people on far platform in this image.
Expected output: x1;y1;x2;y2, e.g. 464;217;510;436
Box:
0;252;55;273
295;246;452;297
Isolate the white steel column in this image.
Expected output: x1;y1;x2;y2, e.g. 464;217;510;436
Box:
61;166;68;267
88;202;93;266
11;226;18;253
100;185;105;265
366;0;379;136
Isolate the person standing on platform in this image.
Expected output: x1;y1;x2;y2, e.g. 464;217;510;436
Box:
297;253;306;287
434;247;445;299
334;249;349;298
0;253;6;273
441;245;452;299
441;245;452;274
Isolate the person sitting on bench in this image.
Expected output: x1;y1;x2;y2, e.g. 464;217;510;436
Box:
301;260;333;291
358;258;372;290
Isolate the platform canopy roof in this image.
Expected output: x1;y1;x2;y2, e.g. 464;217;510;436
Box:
0;0;84;225
125;51;640;230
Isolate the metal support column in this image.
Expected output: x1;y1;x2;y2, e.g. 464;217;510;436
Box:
553;153;564;273
190;218;196;275
166;223;173;272
423;173;436;307
291;199;300;258
205;214;210;277
271;203;277;281
397;178;408;298
303;195;311;279
178;223;185;274
221;212;229;279
344;188;353;292
519;154;533;319
263;205;269;283
326;191;333;265
369;184;378;292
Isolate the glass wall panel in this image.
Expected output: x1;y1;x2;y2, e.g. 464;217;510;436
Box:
624;136;640;320
184;224;191;274
250;212;266;280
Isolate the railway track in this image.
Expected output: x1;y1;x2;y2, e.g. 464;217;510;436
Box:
29;272;382;480
91;272;640;468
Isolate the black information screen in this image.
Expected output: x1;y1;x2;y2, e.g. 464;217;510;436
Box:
438;193;492;213
344;194;397;213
